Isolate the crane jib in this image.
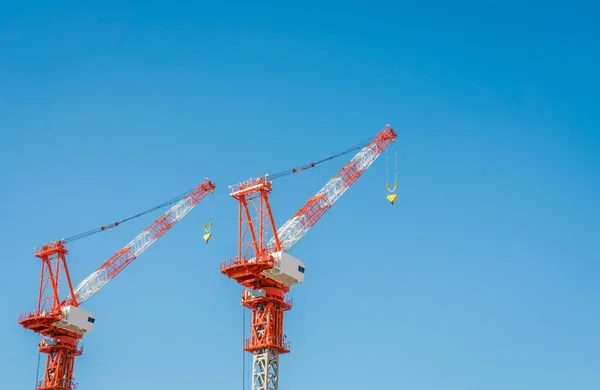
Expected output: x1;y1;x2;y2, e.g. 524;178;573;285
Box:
268;125;397;252
62;178;216;307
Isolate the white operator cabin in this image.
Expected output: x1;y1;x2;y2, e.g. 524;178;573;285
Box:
53;305;96;335
262;251;305;287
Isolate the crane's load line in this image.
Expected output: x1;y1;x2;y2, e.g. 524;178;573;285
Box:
62;187;197;243
266;134;377;181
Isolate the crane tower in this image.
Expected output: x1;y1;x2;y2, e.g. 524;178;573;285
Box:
19;178;215;390
221;125;397;390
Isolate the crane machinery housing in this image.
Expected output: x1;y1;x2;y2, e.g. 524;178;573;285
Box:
18;178;216;390
220;125;397;390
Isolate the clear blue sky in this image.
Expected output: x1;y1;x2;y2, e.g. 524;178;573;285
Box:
1;1;598;389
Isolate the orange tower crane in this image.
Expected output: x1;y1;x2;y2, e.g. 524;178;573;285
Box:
220;125;397;390
19;178;216;390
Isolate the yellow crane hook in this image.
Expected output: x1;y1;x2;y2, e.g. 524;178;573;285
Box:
385;139;399;206
203;221;213;243
386;193;398;205
385;182;398;206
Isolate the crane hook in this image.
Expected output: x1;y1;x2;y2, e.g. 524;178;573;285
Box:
203;221;213;243
385;141;399;206
202;190;215;243
385;182;398;206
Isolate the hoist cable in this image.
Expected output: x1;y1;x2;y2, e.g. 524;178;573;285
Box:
385;140;399;192
385;147;389;194
394;141;398;183
242;294;246;390
34;348;41;389
210;190;214;223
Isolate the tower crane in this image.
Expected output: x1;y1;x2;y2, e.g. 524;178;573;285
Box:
19;178;216;390
220;125;397;390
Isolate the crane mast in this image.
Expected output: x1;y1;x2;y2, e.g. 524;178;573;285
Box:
19;178;215;390
221;125;397;390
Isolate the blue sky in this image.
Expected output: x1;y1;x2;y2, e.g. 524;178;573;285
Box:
1;1;599;389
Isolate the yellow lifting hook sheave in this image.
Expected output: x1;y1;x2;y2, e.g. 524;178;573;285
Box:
203;190;214;243
203;221;212;244
386;182;398;206
385;138;399;206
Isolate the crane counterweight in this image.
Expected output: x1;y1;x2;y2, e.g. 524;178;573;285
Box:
261;251;305;287
53;306;96;335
